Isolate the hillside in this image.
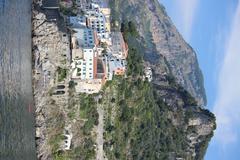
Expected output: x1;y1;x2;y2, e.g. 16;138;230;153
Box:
110;0;207;106
100;18;216;159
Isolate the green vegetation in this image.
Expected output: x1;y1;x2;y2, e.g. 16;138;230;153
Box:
102;77;189;159
165;74;198;106
57;67;67;82
47;109;65;160
100;20;189;159
60;7;77;16
68;80;75;89
79;94;99;135
177;86;198;106
121;21;139;38
121;21;144;77
50;94;98;160
54;137;95;160
60;0;77;16
109;0;120;31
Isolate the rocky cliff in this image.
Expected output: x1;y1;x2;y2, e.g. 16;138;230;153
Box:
107;0;216;159
110;0;206;106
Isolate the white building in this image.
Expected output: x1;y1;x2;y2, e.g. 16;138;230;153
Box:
63;133;72;150
144;67;152;82
86;10;110;41
71;48;97;80
72;27;98;48
69;16;87;27
104;56;126;80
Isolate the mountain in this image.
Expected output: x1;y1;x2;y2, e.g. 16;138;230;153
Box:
105;0;215;159
110;0;207;106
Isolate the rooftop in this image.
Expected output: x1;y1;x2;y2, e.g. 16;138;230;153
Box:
73;27;96;48
69;16;87;27
111;32;127;58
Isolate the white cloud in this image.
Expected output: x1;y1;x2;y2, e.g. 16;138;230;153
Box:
213;1;240;145
173;0;199;41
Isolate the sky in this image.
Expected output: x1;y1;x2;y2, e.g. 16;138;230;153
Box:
159;0;240;159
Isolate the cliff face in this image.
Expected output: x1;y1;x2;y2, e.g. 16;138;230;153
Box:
108;0;216;159
110;0;206;106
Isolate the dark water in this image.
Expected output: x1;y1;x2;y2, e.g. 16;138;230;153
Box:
0;0;36;159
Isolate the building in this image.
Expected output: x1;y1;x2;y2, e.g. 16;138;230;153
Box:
72;27;98;48
75;0;88;10
99;8;111;32
69;16;87;27
108;57;126;77
71;36;82;59
111;32;128;59
88;12;109;38
71;48;97;80
144;67;152;82
96;58;107;81
68;1;128;94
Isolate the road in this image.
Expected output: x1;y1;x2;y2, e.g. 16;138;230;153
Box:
96;105;105;160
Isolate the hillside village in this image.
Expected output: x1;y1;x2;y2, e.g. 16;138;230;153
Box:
33;0;153;158
61;0;129;94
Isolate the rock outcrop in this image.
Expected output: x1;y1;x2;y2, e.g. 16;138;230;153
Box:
110;0;206;106
32;1;71;159
108;0;216;159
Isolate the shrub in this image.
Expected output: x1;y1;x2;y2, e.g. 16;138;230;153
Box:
57;67;67;82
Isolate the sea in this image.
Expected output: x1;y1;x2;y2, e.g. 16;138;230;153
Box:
0;0;36;159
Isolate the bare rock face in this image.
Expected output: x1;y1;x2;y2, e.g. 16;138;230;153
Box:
112;0;206;106
109;0;216;159
32;1;71;159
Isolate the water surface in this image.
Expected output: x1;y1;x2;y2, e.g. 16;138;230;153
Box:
0;0;36;159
